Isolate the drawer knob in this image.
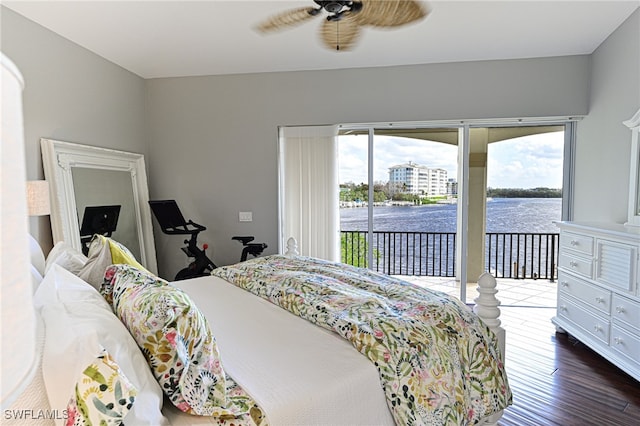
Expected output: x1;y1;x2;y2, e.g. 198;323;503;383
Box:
614;337;623;345
569;261;579;267
595;297;604;304
561;281;569;287
615;306;625;314
593;324;603;332
560;305;567;312
570;240;579;246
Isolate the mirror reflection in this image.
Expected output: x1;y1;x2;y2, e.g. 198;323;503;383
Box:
623;108;640;227
636;149;640;216
72;167;140;259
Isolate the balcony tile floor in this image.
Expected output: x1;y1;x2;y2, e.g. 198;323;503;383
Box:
397;275;558;307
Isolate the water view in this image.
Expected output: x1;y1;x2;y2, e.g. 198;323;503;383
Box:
341;198;562;233
340;198;562;281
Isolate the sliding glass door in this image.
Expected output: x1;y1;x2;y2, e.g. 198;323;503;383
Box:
281;118;576;303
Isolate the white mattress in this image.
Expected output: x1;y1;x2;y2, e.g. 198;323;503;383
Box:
169;275;395;426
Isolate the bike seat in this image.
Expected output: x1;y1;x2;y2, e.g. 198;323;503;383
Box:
232;236;255;245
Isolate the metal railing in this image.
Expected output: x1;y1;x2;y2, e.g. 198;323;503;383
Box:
486;232;558;281
341;231;559;281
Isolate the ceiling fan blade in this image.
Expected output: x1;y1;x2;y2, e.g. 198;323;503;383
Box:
320;16;361;51
356;0;429;28
254;7;317;33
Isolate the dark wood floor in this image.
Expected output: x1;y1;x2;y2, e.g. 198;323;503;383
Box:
499;307;640;426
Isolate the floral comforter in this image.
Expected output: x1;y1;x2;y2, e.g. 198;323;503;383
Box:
212;255;512;426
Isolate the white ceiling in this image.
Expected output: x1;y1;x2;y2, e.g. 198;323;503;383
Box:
3;1;639;79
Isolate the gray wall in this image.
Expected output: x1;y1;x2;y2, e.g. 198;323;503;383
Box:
145;56;590;277
1;7;147;249
574;9;640;222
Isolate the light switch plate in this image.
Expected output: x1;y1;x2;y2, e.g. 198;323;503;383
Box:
239;211;252;222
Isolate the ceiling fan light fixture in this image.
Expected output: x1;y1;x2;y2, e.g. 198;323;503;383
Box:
323;2;345;14
315;1;363;20
317;1;353;14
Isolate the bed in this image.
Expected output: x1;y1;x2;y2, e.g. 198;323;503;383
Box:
28;235;511;426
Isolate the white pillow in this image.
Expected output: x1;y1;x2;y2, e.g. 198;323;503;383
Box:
28;234;46;276
28;234;46;293
44;241;87;275
33;265;168;426
30;264;43;294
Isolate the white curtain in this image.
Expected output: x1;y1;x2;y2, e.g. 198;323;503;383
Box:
278;125;340;261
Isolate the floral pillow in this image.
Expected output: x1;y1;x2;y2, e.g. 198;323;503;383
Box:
102;265;248;418
66;347;137;426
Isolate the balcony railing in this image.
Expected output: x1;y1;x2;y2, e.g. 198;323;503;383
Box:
341;231;559;281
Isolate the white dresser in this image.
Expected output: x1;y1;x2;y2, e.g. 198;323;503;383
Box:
553;221;640;382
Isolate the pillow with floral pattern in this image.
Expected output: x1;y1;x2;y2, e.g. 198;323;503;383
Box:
66;347;137;426
102;264;248;418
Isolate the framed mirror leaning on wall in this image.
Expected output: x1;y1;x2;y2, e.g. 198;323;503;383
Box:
41;138;158;273
624;108;640;230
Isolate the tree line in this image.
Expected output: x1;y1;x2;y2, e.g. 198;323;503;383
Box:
339;182;445;204
340;182;390;203
487;187;562;198
340;183;561;202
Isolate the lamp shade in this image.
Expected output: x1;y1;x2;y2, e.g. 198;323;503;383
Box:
26;180;50;216
1;52;37;409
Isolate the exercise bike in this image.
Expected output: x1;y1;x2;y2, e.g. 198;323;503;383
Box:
149;200;267;281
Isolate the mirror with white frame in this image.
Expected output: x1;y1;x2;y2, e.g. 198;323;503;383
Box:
41;138;158;273
624;108;640;230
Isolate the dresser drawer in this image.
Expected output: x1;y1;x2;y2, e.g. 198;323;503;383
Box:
560;231;594;256
611;294;640;330
558;252;593;279
557;296;610;345
610;324;640;363
558;271;611;315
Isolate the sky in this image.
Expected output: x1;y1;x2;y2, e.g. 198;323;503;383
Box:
338;131;564;189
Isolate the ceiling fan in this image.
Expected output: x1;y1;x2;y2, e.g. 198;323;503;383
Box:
255;1;429;51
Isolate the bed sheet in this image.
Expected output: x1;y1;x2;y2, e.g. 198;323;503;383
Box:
171;275;395;426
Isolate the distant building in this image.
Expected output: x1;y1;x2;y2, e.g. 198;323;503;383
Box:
447;178;458;196
388;162;448;196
